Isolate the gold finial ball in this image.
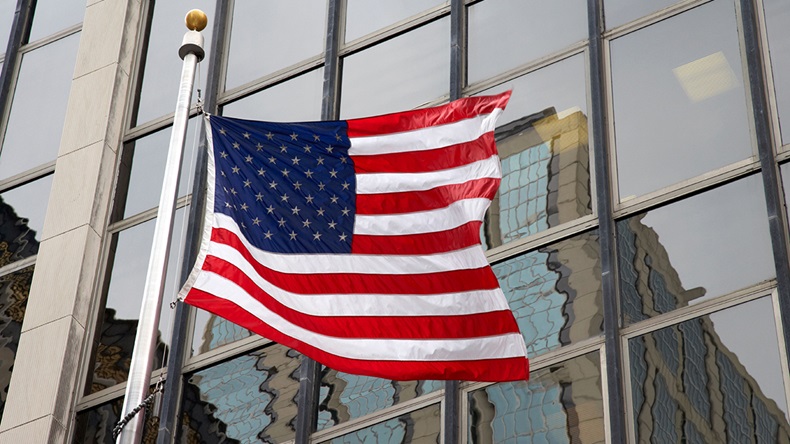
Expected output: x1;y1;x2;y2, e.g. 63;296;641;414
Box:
185;9;208;32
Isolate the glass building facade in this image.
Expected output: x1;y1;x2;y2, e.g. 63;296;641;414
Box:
0;0;789;443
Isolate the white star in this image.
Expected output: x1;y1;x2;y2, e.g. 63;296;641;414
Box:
243;179;252;188
281;194;289;202
232;142;240;149
225;202;232;208
266;205;275;214
304;145;312;153
326;146;334;153
241;222;247;229
269;181;278;189
291;206;301;215
305;194;314;204
313;232;322;241
278;218;287;227
221;171;226;177
329;169;338;178
256;192;264;201
243;132;251;139
341;207;350;216
219;128;227;135
289;231;298;240
245;155;253;163
317;208;325;216
328;220;337;229
305;169;314;178
232;166;240;174
340;156;347;164
258;168;266;176
264;230;273;239
256;143;264;151
280;144;288;153
317;157;325;165
266;132;274;140
290;132;298;141
230;188;238;195
281;168;290;177
269;156;277;164
292;156;301;165
341;182;350;190
241;203;249;211
220;151;229;159
252;217;261;225
302;219;312;228
294;181;302;190
313;135;321;142
338;233;348;242
330;195;339;204
318;182;326;191
335;134;342;141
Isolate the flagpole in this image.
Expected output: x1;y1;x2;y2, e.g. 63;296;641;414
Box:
116;10;207;444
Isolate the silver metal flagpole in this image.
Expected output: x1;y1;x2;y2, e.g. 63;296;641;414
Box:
116;10;207;444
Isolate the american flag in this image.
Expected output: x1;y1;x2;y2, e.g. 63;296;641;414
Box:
179;92;529;381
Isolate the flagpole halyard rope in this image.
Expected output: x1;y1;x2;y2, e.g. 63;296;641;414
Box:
111;376;165;440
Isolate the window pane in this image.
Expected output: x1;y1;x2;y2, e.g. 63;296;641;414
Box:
0;33;80;180
604;0;680;29
318;369;441;430
763;0;790;147
618;175;773;325
88;208;188;394
319;403;441;444
222;68;324;122
0;175;52;263
493;230;603;357
190;309;252;356
180;344;299;443
225;0;327;90
28;0;84;42
0;0;15;53
115;118;200;220
468;352;604;443
345;0;446;42
0;265;34;419
610;1;752;200
340;19;450;119
73;394;158;443
629;297;790;442
481;55;591;247
133;0;214;126
468;0;587;84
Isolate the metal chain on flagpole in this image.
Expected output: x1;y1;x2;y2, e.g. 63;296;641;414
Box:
111;375;165;440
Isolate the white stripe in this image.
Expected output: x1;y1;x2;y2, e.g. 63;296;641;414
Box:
348;110;502;156
213;213;490;274
354;198;491;235
199;242;510;315
356;156;501;195
187;275;528;361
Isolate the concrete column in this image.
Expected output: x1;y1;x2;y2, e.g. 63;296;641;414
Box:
0;0;142;441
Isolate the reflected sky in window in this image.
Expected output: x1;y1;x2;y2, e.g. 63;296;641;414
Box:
28;0;84;42
344;0;446;42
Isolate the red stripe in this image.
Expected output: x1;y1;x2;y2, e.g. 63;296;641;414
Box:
184;290;529;381
200;257;520;339
352;221;482;255
352;133;497;174
211;228;501;295
356;178;500;215
346;92;512;138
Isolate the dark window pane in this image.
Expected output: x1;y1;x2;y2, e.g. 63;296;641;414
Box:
190;309;252;356
0;1;15;53
468;0;587;84
618;175;773;325
319;403;441;444
480;55;591;247
221;68;324;122
180;344;299;443
610;1;752;200
763;0;790;147
225;0;327;90
0;33;80;179
340;19;450;119
88;208;188;394
604;0;680;29
493;230;603;357
345;0;445;42
0;175;52;264
73;394;158;443
468;352;604;443
629;297;790;442
318;369;441;430
133;0;214;126
28;0;83;42
0;265;34;419
115;118;200;220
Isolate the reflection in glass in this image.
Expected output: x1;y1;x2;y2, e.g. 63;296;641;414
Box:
28;0;84;42
493;231;602;358
0;1;15;53
73;394;158;443
0;32;80;180
629;297;790;442
468;0;587;84
345;0;446;42
115;119;199;220
89;208;188;393
318;369;441;431
0;174;52;262
610;1;752;200
222;68;324;122
340;19;449;119
320;403;441;444
225;0;327;90
133;0;214;126
190;309;252;357
618;175;773;325
603;0;680;30
763;0;790;146
0;265;34;419
180;344;300;443
481;56;591;247
468;352;604;443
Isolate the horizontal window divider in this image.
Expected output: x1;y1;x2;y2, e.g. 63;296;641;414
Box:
612;157;761;219
0;254;35;277
619;279;776;339
107;194;192;233
19;22;82;54
309;388;445;443
124;105;203;142
602;0;713;40
182;333;273;373
486;214;599;264
75;367;167;412
218;55;325;106
774;147;790;163
463;42;588;97
338;3;451;58
0;160;54;193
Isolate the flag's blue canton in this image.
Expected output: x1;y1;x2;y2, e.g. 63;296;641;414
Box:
209;115;355;254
